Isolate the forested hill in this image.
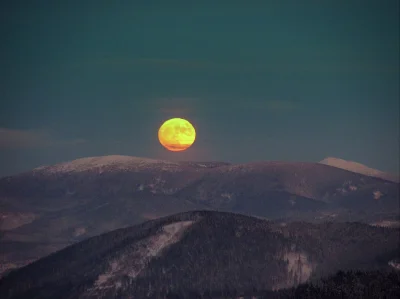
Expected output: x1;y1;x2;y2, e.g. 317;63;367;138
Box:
0;211;398;299
165;270;400;299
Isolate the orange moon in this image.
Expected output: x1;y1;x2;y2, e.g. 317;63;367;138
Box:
158;118;196;152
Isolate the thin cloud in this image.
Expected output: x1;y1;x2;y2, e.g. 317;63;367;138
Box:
67;55;397;75
135;58;213;69
265;100;297;110
237;100;298;111
105;58;398;74
155;97;200;117
0;128;87;149
159;107;192;115
82;58;218;70
72;57;247;72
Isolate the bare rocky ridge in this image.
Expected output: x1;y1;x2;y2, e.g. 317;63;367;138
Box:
0;211;398;299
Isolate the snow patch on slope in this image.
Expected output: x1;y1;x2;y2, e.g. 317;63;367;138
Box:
273;249;315;290
284;252;313;284
73;227;87;237
373;190;383;200
388;259;400;271
127;220;194;279
89;220;196;293
320;157;398;182
370;220;400;228
0;212;36;230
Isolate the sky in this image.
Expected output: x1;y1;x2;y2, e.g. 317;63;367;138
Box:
0;0;399;177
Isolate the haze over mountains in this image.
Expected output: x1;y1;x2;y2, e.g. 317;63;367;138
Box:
0;155;399;278
0;210;399;299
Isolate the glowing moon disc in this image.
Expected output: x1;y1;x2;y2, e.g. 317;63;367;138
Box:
158;118;196;152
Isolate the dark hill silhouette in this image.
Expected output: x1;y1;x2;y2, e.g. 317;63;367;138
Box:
0;211;398;299
165;269;400;298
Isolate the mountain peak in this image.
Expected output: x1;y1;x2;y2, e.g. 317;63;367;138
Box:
319;157;398;182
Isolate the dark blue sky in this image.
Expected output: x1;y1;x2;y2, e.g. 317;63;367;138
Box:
1;0;399;176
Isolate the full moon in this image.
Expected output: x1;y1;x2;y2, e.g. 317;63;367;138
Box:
158;118;196;152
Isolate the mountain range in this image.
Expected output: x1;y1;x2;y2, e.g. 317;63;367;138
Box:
0;155;399;277
0;210;398;299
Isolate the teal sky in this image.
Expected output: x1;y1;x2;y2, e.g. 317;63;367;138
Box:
0;0;399;176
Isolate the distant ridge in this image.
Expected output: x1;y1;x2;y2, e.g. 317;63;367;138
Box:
13;154;399;183
319;157;399;183
29;155;230;174
32;155;177;173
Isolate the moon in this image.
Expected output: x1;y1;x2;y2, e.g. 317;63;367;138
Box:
158;118;196;152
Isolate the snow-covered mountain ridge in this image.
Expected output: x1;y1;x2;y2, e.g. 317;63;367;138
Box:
31;155;231;175
319;157;398;183
33;155;179;173
25;155;398;183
